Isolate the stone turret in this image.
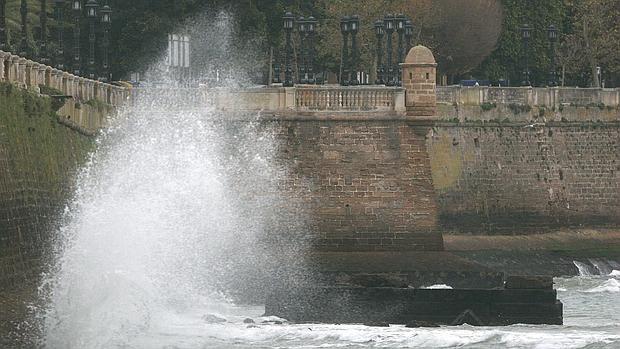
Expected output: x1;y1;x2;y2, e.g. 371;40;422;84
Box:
401;45;437;118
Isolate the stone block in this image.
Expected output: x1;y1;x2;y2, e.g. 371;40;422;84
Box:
505;276;553;289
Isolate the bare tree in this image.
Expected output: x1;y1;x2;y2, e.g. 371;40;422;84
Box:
567;0;620;87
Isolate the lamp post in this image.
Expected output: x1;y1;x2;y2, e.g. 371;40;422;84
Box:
384;14;395;86
0;0;6;51
395;14;406;86
40;0;49;63
100;3;111;82
297;16;306;84
273;63;281;84
283;11;294;87
54;0;65;70
521;24;531;86
340;16;350;86
19;0;28;57
306;16;317;84
374;20;385;85
349;15;359;85
405;20;413;53
547;24;557;87
72;0;81;76
85;0;98;79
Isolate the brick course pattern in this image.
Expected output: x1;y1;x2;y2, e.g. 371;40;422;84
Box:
0;83;92;288
276;120;442;252
427;124;620;232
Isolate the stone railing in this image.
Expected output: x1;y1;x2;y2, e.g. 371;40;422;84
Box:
437;86;620;108
200;85;406;114
295;86;404;112
0;50;128;133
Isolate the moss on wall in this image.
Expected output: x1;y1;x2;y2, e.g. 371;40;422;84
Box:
0;82;94;287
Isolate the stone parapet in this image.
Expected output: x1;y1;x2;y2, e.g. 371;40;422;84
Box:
437;85;620;109
0;50;128;134
0;50;128;106
134;86;407;115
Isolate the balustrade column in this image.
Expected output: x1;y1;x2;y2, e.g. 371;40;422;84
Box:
52;69;63;90
95;81;102;101
24;61;34;90
88;80;95;100
48;68;57;89
81;79;87;99
75;77;82;99
17;58;28;88
9;56;20;82
89;81;95;100
39;64;51;87
62;72;70;96
105;85;111;104
0;52;7;81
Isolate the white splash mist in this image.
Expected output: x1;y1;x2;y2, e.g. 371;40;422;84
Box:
38;13;308;349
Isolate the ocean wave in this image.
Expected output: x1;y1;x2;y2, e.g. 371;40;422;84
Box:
583;279;620;293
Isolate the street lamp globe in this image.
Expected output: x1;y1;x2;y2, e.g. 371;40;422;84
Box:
374;20;384;36
85;0;98;18
340;16;350;34
521;24;531;40
405;20;413;37
396;14;406;32
283;11;294;31
307;16;317;33
384;14;394;32
72;0;81;11
350;15;359;34
298;16;306;33
547;24;557;41
100;4;111;23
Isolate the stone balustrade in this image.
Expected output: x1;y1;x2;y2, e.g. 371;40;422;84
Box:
295;86;404;112
0;50;128;107
1;50;128;134
437;85;620;108
211;86;405;114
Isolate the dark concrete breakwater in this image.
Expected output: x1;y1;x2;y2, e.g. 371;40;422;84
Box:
265;279;563;326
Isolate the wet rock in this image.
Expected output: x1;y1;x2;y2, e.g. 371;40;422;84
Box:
348;274;408;288
450;309;484;326
202;314;226;323
243;318;255;324
505;275;553;289
405;320;440;328
363;322;390;327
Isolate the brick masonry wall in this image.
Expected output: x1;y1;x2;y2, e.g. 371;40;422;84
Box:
0;83;93;288
275;120;443;252
427;123;620;233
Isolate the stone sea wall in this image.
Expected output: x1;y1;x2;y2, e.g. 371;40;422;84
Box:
275;119;442;252
428;102;619;233
0;82;94;288
429;123;620;232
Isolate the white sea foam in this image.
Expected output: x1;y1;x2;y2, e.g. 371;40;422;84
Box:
583;279;620;293
610;270;620;277
422;284;453;289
